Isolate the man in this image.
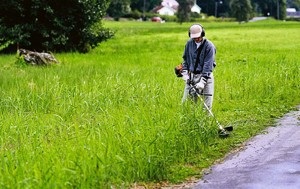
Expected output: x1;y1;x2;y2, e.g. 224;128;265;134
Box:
181;24;216;110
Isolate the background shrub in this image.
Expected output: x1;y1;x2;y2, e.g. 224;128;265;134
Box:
0;0;114;53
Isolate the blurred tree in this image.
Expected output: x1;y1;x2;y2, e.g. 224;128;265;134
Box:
123;0;288;20
177;0;194;23
252;0;286;19
230;0;253;22
107;0;131;20
130;0;161;13
0;0;114;53
278;0;287;19
214;0;231;18
287;0;300;9
197;0;287;19
196;0;216;16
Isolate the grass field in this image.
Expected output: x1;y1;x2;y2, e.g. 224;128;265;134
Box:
0;19;299;188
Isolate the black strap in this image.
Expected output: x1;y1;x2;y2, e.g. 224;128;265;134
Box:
188;39;206;80
194;39;206;73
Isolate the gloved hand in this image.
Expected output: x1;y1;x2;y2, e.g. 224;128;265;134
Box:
195;77;207;90
181;70;189;82
186;79;191;85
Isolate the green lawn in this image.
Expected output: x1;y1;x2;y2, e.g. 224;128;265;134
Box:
0;19;299;188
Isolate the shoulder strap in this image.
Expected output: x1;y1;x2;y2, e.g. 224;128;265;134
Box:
194;39;206;72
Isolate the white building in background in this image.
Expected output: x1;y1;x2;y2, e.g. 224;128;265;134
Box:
286;8;296;13
156;6;176;16
152;0;178;16
286;8;300;18
191;0;201;14
161;0;179;8
153;0;201;16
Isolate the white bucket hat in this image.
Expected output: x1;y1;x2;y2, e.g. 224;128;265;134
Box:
189;24;202;38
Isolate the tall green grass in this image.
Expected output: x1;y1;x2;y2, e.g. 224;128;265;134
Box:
0;19;299;188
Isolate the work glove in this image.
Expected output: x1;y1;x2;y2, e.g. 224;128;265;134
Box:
195;77;207;90
186;79;191;85
181;70;189;82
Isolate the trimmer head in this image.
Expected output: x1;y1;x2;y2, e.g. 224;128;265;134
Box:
218;126;233;138
223;125;233;132
188;84;234;138
218;129;230;138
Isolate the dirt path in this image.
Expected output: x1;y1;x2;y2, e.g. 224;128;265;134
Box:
193;106;300;189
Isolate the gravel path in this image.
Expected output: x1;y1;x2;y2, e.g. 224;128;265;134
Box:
193;106;300;189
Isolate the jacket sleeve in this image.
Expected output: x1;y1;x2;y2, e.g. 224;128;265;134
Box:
182;42;189;71
202;42;216;78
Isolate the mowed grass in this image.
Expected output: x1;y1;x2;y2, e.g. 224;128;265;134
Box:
0;19;299;188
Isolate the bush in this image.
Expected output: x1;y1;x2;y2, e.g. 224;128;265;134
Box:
124;10;143;20
0;0;114;53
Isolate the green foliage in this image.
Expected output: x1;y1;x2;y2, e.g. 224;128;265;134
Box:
124;9;143;20
252;0;287;18
177;0;194;23
279;0;287;20
160;15;178;22
0;20;299;188
130;0;161;13
0;0;114;53
103;0;290;22
230;0;253;22
287;0;300;10
107;0;131;20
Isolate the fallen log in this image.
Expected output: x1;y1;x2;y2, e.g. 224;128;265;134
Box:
18;49;59;65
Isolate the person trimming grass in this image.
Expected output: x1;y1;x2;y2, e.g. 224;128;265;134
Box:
181;24;217;110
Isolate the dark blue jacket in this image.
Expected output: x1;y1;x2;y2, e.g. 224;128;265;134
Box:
182;38;216;78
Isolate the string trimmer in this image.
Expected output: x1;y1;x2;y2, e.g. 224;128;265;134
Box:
189;84;233;137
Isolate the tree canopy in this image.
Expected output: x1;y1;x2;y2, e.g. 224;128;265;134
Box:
106;0;288;22
230;0;253;23
0;0;291;53
0;0;114;53
177;0;194;23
